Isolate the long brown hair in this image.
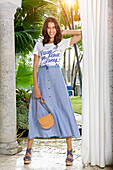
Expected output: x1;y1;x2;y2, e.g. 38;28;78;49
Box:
42;17;62;46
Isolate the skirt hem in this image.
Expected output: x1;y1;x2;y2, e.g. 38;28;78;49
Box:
28;134;80;140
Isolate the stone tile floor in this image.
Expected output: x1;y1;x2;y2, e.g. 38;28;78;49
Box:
0;113;112;170
0;138;113;170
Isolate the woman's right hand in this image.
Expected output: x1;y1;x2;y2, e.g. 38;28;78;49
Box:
34;87;41;99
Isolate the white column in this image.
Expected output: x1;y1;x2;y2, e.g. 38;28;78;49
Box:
0;2;21;154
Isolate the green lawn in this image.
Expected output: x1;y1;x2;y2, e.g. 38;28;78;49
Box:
70;96;82;114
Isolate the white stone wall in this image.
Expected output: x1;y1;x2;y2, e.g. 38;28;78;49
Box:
108;0;113;148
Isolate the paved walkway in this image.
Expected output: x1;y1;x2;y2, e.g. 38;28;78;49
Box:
0;137;112;170
0;113;112;170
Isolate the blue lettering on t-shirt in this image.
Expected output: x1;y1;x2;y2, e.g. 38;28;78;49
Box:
41;56;48;60
40;49;60;64
40;50;52;56
48;58;58;63
40;49;60;58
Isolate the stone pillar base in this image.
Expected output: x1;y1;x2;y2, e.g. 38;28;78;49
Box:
0;141;22;155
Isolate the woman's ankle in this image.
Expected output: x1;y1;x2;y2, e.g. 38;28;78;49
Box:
27;147;32;149
67;148;72;151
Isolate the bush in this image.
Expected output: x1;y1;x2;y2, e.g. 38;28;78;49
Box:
17;104;28;129
16;88;32;130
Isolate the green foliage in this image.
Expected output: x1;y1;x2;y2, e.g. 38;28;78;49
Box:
15;30;35;54
16;88;32;129
17;104;28;129
16;63;33;89
70;96;82;114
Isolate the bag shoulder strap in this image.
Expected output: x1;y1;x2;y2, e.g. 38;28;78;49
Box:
36;97;52;118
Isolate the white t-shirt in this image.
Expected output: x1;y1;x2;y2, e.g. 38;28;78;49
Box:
33;38;72;67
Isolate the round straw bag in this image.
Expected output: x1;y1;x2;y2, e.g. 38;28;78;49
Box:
36;97;54;129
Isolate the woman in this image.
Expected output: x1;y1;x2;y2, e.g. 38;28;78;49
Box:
23;17;82;166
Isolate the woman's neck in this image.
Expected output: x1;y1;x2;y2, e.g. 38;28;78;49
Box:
49;38;54;43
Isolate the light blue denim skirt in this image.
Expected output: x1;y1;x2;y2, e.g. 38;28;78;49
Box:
28;65;80;139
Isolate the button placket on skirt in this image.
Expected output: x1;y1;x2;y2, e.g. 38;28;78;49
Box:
46;66;52;108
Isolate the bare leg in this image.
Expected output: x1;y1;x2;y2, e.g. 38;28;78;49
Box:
66;137;73;162
27;138;34;149
24;138;34;161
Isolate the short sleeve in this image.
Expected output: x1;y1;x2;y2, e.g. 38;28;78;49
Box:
33;41;40;56
58;37;72;53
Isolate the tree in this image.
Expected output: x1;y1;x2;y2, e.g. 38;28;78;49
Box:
59;0;83;95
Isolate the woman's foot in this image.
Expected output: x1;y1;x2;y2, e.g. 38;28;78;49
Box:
23;148;32;164
66;149;73;166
